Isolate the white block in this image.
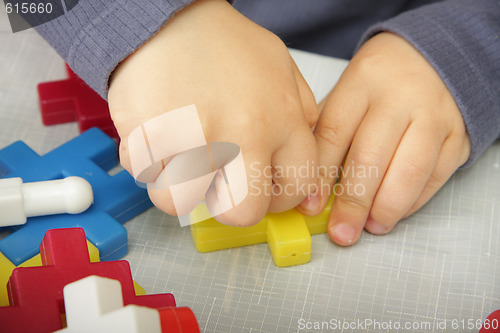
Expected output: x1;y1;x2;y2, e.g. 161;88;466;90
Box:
55;275;162;333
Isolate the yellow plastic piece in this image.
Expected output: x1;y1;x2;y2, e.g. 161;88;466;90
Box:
190;196;334;267
1;239;147;305
133;281;147;296
0;251;15;306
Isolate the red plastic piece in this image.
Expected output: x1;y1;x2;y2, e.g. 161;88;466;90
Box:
37;64;119;140
480;310;500;332
0;228;176;333
159;307;201;333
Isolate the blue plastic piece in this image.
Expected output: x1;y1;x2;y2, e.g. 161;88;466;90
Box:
0;128;152;265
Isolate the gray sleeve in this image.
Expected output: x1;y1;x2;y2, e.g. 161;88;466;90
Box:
34;0;194;99
358;0;500;167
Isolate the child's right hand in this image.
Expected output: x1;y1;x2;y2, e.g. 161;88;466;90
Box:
108;0;319;226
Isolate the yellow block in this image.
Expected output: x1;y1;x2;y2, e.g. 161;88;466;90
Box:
267;210;311;267
191;196;334;267
133;281;147;296
1;239;146;305
0;251;15;307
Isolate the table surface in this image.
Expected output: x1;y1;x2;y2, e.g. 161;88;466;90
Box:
1;11;499;333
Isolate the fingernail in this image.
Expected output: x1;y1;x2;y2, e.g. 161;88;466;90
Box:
366;218;389;235
330;223;357;244
301;194;320;213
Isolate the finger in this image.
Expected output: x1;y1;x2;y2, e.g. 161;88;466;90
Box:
147;171;177;215
326;107;408;245
267;122;318;212
317;95;328;114
148;144;273;226
293;62;319;128
297;69;370;216
403;129;471;218
119;135;170;186
312;92;331;132
118;138;132;173
115;131;179;215
210;148;273;226
365;119;445;234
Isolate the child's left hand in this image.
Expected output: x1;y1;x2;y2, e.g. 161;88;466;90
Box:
297;32;471;246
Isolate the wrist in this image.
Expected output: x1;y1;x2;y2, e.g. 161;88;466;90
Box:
109;0;230;90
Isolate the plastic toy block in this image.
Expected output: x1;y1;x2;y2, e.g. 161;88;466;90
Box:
56;276;200;333
56;275;163;333
480;310;500;332
38;64;118;139
0;240;98;306
0;251;16;307
0;228;176;333
0;127;152;265
158;307;201;333
267;210;311;267
1;238;136;306
1;239;149;306
190;196;334;267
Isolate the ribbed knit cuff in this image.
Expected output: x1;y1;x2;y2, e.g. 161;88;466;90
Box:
36;0;194;99
357;1;500;168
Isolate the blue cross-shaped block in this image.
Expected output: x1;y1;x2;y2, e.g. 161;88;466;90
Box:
0;128;152;265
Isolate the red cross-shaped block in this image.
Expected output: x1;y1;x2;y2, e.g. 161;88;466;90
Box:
37;64;118;140
0;228;176;332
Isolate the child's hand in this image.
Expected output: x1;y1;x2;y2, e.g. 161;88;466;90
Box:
298;33;471;245
108;0;319;226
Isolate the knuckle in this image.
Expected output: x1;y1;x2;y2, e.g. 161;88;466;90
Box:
218;207;265;227
148;189;176;215
337;191;371;213
266;31;288;51
305;106;320;128
425;170;448;193
351;53;384;77
278;90;303;113
271;165;318;200
118;143;132;171
371;202;402;225
289;173;316;191
315;123;343;149
296;175;319;197
399;159;430;183
348;149;382;170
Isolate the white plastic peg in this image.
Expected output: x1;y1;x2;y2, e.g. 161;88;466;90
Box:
0;176;93;227
56;275;162;333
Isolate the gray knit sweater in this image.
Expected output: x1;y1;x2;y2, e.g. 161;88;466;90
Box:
34;0;500;167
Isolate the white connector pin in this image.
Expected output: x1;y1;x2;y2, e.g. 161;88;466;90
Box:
0;176;93;227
